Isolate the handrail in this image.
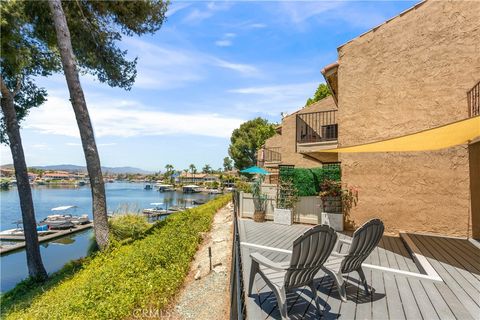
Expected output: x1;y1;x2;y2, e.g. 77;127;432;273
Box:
296;110;338;143
467;80;480;117
230;191;246;320
264;147;281;162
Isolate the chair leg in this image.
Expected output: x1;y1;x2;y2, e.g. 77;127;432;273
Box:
357;268;371;295
308;282;323;317
323;267;347;302
248;260;259;296
272;286;289;320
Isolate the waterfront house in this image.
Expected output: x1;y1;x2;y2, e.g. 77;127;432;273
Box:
256;0;479;238
178;172;220;184
257;96;339;184
43;171;71;181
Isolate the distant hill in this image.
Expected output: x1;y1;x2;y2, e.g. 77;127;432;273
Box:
1;164;152;174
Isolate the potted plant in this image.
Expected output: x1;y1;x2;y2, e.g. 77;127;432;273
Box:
252;178;267;222
274;179;299;225
319;179;358;231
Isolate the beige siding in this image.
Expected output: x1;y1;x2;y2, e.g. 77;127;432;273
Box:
337;0;480;236
262;96;338;168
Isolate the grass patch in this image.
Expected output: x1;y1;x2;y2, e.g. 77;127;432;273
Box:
1;194;231;320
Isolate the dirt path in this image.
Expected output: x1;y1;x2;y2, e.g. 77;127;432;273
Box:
166;202;233;320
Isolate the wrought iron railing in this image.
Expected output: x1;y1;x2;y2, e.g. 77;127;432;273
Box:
230;191;246;320
468;81;480;117
296;110;338;143
264;147;281;162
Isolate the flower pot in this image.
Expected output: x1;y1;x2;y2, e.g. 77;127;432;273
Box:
274;208;292;225
321;212;344;231
253;210;266;222
322;196;342;213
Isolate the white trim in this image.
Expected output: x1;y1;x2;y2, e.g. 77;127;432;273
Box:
469;238;480;250
240;242;292;254
400;233;443;282
242;238;443;282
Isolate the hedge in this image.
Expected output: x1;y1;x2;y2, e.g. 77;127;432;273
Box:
2;194;231;320
279;166;341;196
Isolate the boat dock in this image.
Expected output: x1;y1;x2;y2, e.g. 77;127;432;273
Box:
0;222;93;255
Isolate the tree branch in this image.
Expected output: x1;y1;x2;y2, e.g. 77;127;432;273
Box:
0;74;13;99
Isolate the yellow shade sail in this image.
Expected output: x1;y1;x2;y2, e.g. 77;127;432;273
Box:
322;115;480;153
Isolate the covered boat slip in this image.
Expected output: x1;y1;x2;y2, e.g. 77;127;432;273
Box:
239;219;480;320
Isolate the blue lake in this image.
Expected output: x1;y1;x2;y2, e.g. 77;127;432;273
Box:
0;182;215;292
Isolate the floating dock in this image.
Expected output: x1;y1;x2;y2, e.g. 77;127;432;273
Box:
0;222;93;255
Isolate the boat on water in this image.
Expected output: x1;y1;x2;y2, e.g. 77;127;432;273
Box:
192;199;207;205
144;184;153;190
0;222;53;237
182;185;201;193
207;189;222;195
143;202;168;215
76;180;86;186
155;184;175;192
38;206;90;230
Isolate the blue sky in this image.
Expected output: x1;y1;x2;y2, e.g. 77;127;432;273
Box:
1;0;416;171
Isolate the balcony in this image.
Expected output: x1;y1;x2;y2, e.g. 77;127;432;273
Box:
296;110;338;154
259;147;281;168
468;80;480;117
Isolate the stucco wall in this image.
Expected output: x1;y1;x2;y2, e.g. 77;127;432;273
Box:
337;0;480;236
262;96;338;168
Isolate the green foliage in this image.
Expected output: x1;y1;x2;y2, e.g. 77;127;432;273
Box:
228;118;276;170
202;164;212;174
279;166;341;197
108;214;149;242
2;195;231;320
223;157;233;172
277;179;299;210
305;83;332;107
235;180;252;193
251;178;267;211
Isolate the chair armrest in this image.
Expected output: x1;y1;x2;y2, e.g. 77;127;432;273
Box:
250;252;288;271
336;238;352;252
330;251;348;258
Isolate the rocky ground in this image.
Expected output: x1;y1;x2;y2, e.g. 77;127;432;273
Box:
166;202;233;320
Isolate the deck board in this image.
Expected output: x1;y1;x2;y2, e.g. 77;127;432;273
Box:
238;219;480;320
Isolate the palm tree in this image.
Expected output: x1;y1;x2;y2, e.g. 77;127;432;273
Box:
164;164;174;184
48;0;109;249
202;164;212;174
189;164;197;184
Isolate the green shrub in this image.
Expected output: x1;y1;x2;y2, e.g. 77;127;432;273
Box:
108;214;149;242
279;166;341;196
2;194;231;320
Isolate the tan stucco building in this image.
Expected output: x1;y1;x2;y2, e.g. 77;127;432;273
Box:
259;0;480;238
258;96;339;183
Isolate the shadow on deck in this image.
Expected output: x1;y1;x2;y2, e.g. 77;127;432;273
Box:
239;219;480;320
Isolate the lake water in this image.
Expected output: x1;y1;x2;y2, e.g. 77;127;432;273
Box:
0;182;216;292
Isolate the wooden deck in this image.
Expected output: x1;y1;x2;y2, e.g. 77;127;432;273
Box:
239;219;480;320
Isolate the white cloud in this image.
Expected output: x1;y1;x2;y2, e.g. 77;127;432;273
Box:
24;95;245;139
228;82;320;116
0;144;12;165
66;142;81;146
182;1;232;24
123;38;261;89
215;39;232;47
279;1;344;24
165;2;192;17
32;144;49;149
214;58;259;77
215;32;236;47
249;23;266;29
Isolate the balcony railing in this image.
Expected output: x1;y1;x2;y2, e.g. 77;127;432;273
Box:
264;147;281;162
296;110;338;143
468;81;480;117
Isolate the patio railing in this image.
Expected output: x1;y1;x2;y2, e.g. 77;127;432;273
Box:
264;147;281;162
296;110;338;143
468;80;480;117
230;191;246;320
